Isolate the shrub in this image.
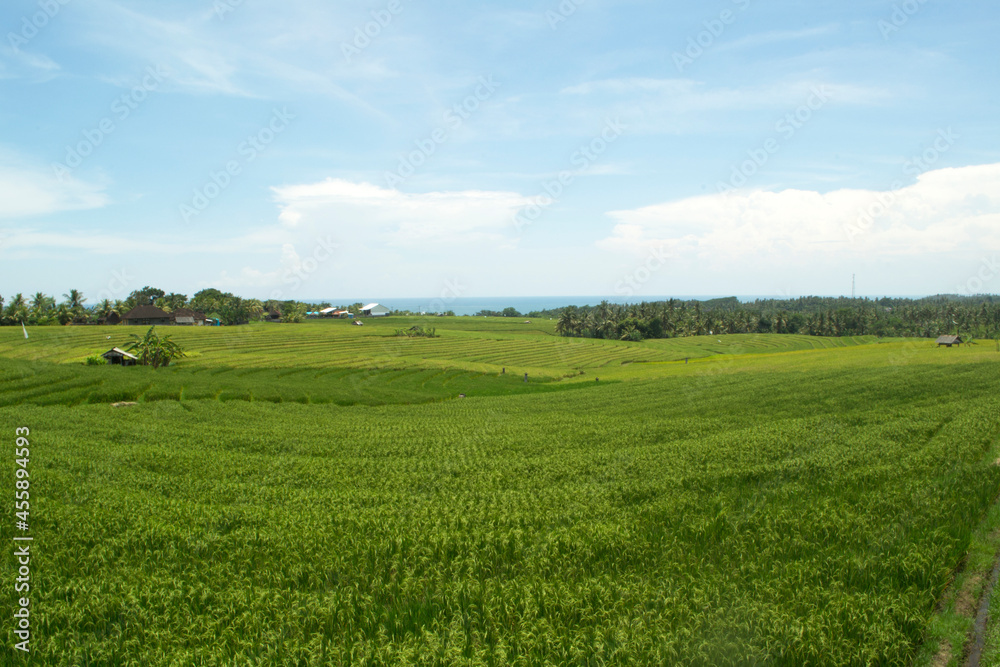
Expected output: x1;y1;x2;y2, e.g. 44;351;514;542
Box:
394;325;438;338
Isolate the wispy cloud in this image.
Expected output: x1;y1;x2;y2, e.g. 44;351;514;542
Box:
714;25;841;53
541;77;894;138
72;0;385;114
0;152;108;219
0;225;283;256
0;44;62;81
559;77;889;109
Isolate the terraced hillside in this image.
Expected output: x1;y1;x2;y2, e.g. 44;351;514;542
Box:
1;321;997;665
0;318;875;371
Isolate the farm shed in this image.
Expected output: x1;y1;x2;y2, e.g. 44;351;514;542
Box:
101;347;138;366
171;308;209;326
122;305;172;326
936;335;963;347
361;303;390;317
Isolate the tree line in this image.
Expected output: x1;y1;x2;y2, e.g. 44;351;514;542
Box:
4;287;999;340
0;286;340;327
548;296;1000;341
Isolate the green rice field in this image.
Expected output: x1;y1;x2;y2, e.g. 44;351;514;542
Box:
2;318;999;664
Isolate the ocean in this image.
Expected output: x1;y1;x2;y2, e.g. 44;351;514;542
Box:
312;296;773;317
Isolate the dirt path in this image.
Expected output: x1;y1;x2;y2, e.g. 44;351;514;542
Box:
965;548;1000;666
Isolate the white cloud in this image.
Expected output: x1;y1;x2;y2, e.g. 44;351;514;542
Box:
271;178;533;247
598;163;1000;265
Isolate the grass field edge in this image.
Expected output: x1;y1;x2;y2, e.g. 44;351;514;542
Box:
914;442;1000;666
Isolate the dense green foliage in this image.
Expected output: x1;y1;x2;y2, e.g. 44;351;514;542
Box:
0;286;328;327
1;319;999;664
548;295;1000;341
8;287;1000;344
124;326;186;369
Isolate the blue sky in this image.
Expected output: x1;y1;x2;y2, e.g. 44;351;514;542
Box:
2;0;999;304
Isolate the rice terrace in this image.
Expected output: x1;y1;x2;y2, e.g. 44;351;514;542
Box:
4;312;1000;665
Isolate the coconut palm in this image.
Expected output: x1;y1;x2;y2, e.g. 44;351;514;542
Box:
31;292;53;314
280;302;308;323
556;307;581;337
95;299;117;321
4;293;28;325
63;289;85;311
53;304;73;325
246;299;265;321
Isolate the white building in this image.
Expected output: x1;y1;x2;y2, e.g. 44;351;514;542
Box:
361;303;391;317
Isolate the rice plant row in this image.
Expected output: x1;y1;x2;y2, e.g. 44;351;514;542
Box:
3;345;999;664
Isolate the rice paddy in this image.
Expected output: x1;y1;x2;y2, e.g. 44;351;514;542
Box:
1;318;998;664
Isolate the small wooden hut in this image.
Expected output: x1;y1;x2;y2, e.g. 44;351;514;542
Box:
935;335;963;347
101;347;138;366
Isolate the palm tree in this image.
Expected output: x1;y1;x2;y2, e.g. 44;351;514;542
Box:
164;293;188;311
95;299;123;323
4;293;28;325
62;289;87;322
54;304;73;326
556;307;581;337
281;302;308;323
30;292;53;313
63;289;85;311
246;299;265;322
